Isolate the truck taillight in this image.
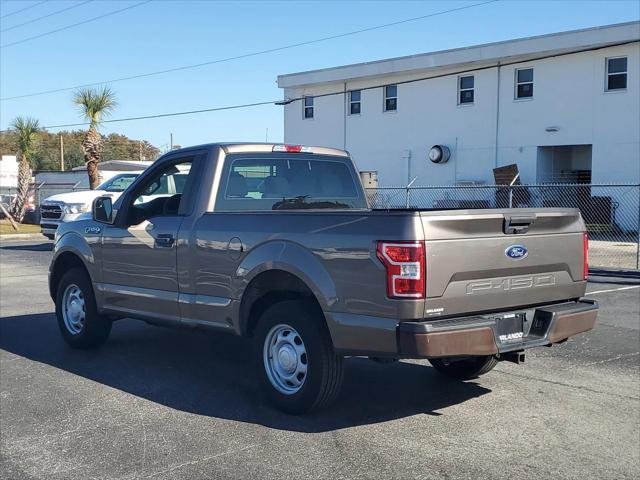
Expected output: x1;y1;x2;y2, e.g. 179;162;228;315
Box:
583;232;589;280
376;241;425;299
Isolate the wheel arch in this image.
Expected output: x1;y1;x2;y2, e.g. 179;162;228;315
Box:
239;269;326;339
49;250;92;301
235;240;337;338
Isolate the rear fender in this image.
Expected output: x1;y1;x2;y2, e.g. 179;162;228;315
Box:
234;240;337;311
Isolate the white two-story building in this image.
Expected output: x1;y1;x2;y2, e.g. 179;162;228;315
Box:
278;21;640;191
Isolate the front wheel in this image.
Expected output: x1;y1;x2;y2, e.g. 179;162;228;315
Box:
254;300;344;414
429;355;498;380
55;268;111;349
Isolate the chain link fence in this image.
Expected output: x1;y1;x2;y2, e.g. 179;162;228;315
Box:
367;183;640;270
1;182;638;271
0;183;89;223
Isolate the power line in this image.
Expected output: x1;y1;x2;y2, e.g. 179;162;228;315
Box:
19;39;631;132
1;0;94;33
41;99;281;129
0;0;47;19
294;40;638;102
0;0;152;49
0;0;499;100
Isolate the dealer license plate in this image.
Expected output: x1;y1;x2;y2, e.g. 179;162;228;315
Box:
496;313;525;343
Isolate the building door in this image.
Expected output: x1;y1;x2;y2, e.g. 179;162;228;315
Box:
535;145;610;225
536;145;592;184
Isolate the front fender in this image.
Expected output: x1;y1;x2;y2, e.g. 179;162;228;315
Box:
50;231;101;297
234;240;337;311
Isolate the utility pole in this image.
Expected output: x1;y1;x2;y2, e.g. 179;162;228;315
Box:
59;134;65;171
170;133;173;150
139;140;143;161
265;128;269;142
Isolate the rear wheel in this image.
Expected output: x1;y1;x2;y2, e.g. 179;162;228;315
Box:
254;300;344;414
429;355;498;380
55;268;111;349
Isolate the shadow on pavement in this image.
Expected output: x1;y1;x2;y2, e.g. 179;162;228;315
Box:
0;312;491;432
0;242;53;252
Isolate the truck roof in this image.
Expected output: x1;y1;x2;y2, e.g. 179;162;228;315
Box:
176;142;349;158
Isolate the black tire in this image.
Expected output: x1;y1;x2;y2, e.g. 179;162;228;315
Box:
429;355;498;380
254;300;344;414
55;268;111;349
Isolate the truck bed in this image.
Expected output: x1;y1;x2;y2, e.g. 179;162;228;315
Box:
190;207;586;322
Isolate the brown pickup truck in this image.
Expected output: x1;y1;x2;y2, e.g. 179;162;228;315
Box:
49;143;598;413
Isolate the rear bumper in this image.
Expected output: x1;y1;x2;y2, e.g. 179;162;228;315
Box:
397;299;598;358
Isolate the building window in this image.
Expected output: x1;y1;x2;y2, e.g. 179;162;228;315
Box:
458;75;474;104
515;68;533;99
349;90;361;115
606;57;627;91
384;85;397;111
303;96;314;119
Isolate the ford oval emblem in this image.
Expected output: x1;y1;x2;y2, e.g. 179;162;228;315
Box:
505;244;528;260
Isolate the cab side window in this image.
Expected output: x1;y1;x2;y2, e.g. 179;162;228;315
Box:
127;158;193;225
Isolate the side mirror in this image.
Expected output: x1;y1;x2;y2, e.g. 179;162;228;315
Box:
92;196;115;224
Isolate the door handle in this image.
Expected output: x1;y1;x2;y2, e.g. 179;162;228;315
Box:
155;234;175;248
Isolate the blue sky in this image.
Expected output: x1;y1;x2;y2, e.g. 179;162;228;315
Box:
1;0;639;150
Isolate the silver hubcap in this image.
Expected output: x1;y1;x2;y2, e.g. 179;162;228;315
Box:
62;284;85;335
263;324;308;395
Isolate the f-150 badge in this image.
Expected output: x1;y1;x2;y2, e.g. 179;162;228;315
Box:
85;226;101;235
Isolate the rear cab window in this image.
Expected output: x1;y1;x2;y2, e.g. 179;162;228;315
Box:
215;153;367;211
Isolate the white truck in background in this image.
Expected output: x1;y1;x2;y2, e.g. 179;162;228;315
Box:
40;173;141;239
39;160;154;239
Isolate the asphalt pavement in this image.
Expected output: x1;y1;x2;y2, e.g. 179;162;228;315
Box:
1;239;639;480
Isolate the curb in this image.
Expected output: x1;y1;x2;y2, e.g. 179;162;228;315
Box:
0;233;49;241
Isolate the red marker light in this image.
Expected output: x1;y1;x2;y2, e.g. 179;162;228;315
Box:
272;144;311;153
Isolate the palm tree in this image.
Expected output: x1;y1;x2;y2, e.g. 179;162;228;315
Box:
73;87;116;189
10;117;40;222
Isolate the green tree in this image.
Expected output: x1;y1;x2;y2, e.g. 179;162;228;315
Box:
9;117;40;222
73;87;117;189
0;130;160;171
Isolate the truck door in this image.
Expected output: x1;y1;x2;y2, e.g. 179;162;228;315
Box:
99;155;200;323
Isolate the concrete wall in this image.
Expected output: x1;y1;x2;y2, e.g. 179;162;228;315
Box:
284;42;640;188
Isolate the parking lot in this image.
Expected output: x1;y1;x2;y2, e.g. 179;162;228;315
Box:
1;239;638;480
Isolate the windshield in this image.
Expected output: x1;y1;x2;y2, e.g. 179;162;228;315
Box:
97;174;139;192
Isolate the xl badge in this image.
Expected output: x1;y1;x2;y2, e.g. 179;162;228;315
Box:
505;244;528;260
85;226;102;235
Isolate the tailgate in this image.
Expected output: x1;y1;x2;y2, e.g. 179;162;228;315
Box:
421;208;587;318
